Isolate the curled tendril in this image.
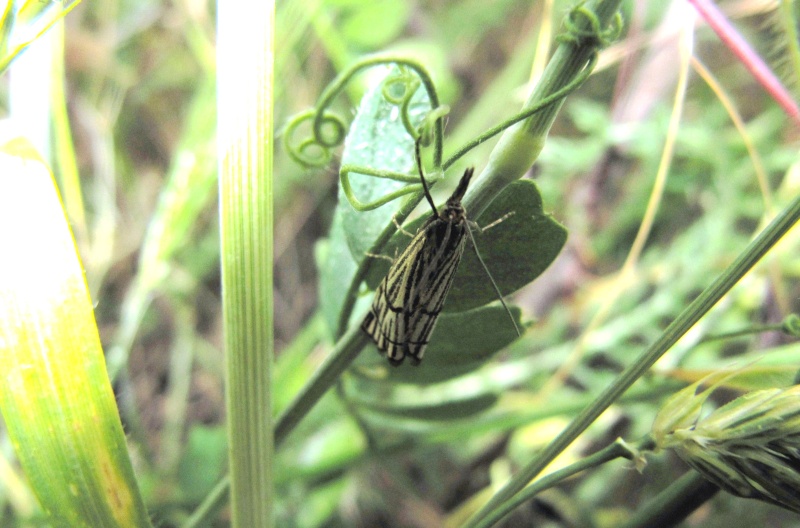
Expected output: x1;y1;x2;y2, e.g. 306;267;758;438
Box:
312;109;347;148
283;109;347;167
418;105;450;147
283;55;445;174
782;313;800;337
381;67;431;140
340;164;444;211
382;67;421;105
557;3;623;48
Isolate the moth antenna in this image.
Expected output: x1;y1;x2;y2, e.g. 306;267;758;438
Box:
465;226;522;337
415;136;438;216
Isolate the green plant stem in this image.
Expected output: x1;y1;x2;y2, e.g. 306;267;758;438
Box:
275;324;370;446
183;477;230;528
217;0;274;525
619;471;719;528
472;440;636;528
442;54;596;173
464;0;623;220
465;194;800;526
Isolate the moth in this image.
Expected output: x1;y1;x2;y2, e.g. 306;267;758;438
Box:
361;142;518;366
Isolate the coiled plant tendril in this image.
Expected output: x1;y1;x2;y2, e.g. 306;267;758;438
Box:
557;1;623;48
283;108;346;167
284;57;443;160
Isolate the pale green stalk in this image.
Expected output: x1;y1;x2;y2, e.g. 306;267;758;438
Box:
464;0;623;220
217;1;275;526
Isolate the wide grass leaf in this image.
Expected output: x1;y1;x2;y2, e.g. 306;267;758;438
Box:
0;140;150;527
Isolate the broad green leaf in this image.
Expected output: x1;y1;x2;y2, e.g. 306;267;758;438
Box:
338;69;430;259
355;304;525;384
0;140;151;527
319;68;430;336
177;425;227;503
450;179;566;311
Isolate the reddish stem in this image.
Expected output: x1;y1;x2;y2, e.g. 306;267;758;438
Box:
688;0;800;129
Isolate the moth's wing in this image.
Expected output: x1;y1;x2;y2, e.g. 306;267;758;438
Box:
362;218;467;366
401;220;468;363
361;227;426;365
414;220;468;313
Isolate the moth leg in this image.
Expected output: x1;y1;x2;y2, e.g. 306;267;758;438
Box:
364;252;394;263
393;214;415;238
474;211;516;233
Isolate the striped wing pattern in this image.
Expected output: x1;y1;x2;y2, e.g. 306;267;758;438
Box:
362;216;468;365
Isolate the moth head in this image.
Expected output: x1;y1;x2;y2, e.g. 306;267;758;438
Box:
440;167;473;222
440;201;466;222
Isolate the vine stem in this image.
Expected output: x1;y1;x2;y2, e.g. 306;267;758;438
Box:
274;325;369;446
463;0;622;221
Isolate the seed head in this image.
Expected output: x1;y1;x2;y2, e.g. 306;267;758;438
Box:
654;382;800;514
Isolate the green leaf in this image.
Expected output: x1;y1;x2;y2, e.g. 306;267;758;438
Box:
355;304;525;384
365;179;567;312
0;140;151;527
451;180;566;311
318;69;430;336
355;392;499;421
338;71;430;259
178;426;227;503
